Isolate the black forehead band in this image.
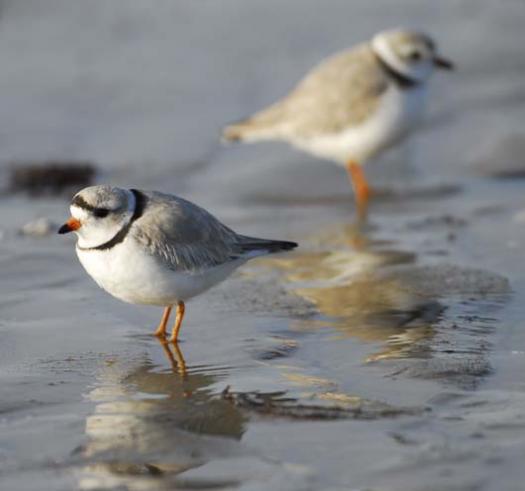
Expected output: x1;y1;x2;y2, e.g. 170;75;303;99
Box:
71;195;97;212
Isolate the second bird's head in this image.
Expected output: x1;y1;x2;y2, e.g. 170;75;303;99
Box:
372;28;454;84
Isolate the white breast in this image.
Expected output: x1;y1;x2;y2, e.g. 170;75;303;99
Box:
76;239;243;306
292;83;427;164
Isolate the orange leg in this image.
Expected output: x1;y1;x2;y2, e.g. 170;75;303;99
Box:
169;301;186;343
154;306;172;338
346;160;370;219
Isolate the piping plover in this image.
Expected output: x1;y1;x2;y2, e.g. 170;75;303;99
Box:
223;28;454;217
58;185;297;342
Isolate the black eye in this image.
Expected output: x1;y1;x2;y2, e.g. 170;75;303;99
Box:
93;208;110;218
408;50;422;61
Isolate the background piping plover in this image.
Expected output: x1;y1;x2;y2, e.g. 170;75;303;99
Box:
58;185;297;342
223;28;453;217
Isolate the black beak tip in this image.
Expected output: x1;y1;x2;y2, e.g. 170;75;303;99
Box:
58;224;71;235
435;56;454;71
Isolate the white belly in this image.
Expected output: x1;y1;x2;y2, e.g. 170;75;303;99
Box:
76;240;243;306
293;84;427;164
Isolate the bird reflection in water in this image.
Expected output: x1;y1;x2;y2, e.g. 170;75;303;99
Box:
257;221;442;362
159;339;187;376
78;339;245;490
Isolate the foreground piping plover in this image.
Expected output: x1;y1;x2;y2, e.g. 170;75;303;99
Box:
223;28;454;217
58;185;297;342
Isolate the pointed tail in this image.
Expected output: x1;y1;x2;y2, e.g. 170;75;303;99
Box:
239;236;298;255
222;121;252;143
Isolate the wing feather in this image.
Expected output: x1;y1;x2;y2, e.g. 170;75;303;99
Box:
131;192;242;272
224;43;388;141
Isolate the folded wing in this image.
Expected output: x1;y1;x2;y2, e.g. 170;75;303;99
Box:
132;192;296;272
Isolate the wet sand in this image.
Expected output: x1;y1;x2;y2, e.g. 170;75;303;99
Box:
1;1;525;490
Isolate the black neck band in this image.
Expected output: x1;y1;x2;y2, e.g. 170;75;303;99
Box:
373;52;420;89
79;189;146;251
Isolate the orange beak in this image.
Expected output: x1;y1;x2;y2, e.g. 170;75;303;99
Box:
58;217;81;234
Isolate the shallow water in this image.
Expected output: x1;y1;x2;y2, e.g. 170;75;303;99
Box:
1;1;525;490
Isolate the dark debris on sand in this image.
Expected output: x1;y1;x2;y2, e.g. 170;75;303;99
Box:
8;161;96;196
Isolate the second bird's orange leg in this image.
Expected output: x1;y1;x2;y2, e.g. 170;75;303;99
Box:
169;301;186;343
154;306;172;338
346;160;370;219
